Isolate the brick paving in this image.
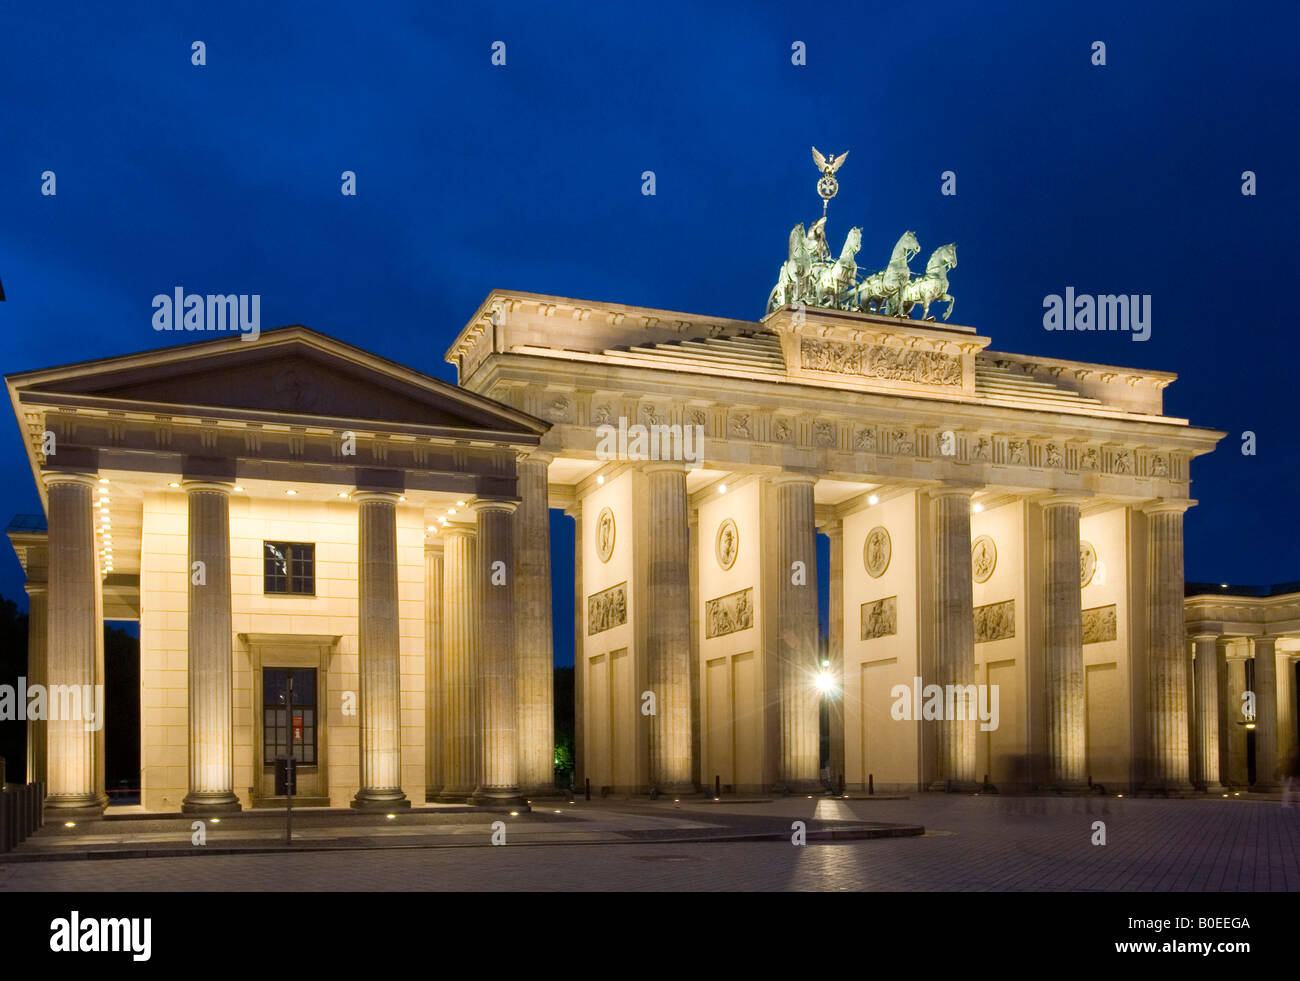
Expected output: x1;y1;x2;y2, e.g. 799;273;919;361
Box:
0;794;1296;891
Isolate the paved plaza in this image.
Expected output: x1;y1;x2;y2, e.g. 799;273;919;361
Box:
2;794;1296;891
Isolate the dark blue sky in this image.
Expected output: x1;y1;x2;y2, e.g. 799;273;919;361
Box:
2;1;1297;660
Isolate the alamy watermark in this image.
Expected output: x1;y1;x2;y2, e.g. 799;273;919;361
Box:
0;678;104;731
152;287;260;341
1043;287;1150;342
595;417;704;469
889;677;1000;732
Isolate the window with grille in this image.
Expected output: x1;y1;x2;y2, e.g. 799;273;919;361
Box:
264;541;315;595
263;668;317;765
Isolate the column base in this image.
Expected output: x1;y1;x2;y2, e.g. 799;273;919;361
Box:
44;793;108;818
470;788;525;806
434;789;474;804
182;791;242;814
520;784;562;799
351;790;410;810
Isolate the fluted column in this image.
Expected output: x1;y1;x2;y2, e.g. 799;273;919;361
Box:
1043;497;1086;788
1143;502;1192;791
1224;652;1249;786
438;522;478;801
182;481;240;812
1191;633;1223;791
646;463;694;793
43;474;106;815
826;521;845;790
687;508;701;788
515;453;554;796
772;475;820;792
571;507;585;789
1251;635;1279;791
472;500;522;804
1278;653;1298;777
23;548;48;787
424;538;443;800
932;486;977;790
352;491;408;808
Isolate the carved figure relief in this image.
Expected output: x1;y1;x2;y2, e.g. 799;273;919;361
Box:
1080;541;1097;587
860;596;898;639
706;588;753;638
587;582;628;635
971;535;997;583
800;338;962;387
596;507;615;563
974;599;1015;643
1082;604;1118;644
715;518;739;571
864;526;891;578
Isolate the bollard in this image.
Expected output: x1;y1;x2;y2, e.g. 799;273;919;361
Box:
1;790;14;853
585;778;591;801
868;773;874;795
839;774;845;796
714;775;721;798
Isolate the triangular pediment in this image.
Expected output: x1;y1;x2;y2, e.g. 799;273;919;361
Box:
8;326;546;438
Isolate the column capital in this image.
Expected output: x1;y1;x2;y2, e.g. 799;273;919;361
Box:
518;449;555;466
931;481;980;500
470;497;518;515
1190;632;1221;643
1038;493;1091;509
768;472;817;488
353;489;402;506
1141;498;1193;516
181;479;233;495
24;580;48;596
643;460;688;475
40;471;98;490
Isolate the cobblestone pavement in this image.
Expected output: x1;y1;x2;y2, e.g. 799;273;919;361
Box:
1;794;1296;891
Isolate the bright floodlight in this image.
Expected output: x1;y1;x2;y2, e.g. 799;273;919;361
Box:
814;671;836;694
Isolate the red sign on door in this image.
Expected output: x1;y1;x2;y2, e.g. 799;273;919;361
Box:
292;715;303;742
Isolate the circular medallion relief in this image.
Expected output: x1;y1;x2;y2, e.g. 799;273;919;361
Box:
715;518;739;571
864;526;891;578
971;535;997;583
596;507;615;563
1080;541;1097;587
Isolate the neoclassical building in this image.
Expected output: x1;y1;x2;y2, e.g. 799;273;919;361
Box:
7;287;1234;814
447;290;1224;796
1184;582;1300;791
